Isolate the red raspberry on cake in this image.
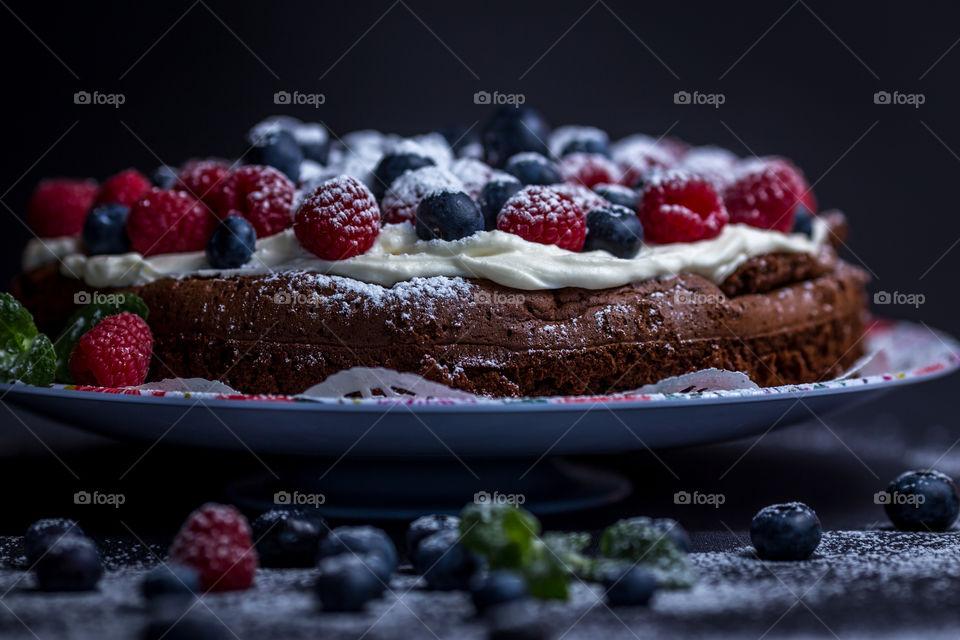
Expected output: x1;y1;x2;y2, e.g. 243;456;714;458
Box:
215;165;295;237
169;503;258;592
295;175;381;260
94;169;151;208
26;178;98;237
637;170;729;244
559;153;619;188
723;157;816;232
497;185;587;251
68;312;153;387
381;166;463;224
176;159;230;209
127;188;216;256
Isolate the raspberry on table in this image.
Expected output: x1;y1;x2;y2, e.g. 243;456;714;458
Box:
723;157;816;232
169;503;258;592
381;166;463;225
68;312;153;387
176;159;231;209
215;165;295;237
294;176;381;260
127;188;216;256
637;170;729;244
497;185;587;251
94;169;151;208
26;178;98;238
559;153;619;188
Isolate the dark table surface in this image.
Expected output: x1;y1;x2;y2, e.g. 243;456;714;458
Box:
0;374;958;639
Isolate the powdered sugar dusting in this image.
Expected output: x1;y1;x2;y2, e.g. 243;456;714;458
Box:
381;166;464;224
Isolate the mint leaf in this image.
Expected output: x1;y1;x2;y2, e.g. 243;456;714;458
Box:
54;293;149;383
522;539;569;599
542;531;593;576
460;502;540;568
0;293;55;386
599;517;697;588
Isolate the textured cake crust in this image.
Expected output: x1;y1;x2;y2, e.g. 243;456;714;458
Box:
13;246;869;397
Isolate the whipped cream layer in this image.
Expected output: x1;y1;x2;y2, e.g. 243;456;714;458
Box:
27;219;828;291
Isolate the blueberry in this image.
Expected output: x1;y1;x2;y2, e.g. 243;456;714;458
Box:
413;529;482;590
318;526;397;583
252;509;326;568
479;177;522;230
601;565;657;606
292;123;330;164
315;554;384;612
504;153;562;186
371;152;436;201
246;128;303;183
750;502;822;561
883;469;960;531
206;217;256;269
416;191;485;241
406;514;460;556
141;563;200;600
151;165;179;190
583;205;644;258
482;106;551;169
560;137;609;158
34;535;102;591
593;183;639;211
83;203;131;255
792;205;815;237
24;518;84;566
469;570;527;613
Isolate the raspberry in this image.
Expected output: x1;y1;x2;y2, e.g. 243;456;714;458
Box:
637;170;729;244
497;185;586;251
559;153;619;188
68;312;153;387
26;178;98;237
723;157;816;232
294;176;381;260
176;159;230;209
94;169;151;208
169;503;258;592
127;189;216;256
381;166;463;224
215;165;295;237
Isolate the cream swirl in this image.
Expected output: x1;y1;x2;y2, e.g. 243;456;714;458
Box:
26;220;829;291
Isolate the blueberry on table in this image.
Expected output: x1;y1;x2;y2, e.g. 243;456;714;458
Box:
750;502;822;561
406;514;460;556
592;183;639;211
246;127;303;183
141;563;200;600
318;526;397;583
583;205;644;258
371;152;436;201
883;469;960;531
505;153;562;186
479;177;522;230
315;554;384;612
469;570;527;613
413;529;482;590
601;565;657;606
24;518;85;566
83;203;131;255
206;217;257;269
252;509;326;568
482;105;551;169
34;535;102;591
415;191;485;241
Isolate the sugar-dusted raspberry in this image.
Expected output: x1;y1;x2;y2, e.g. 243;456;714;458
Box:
449;158;495;199
176;159;231;208
68;312;153;387
169;503;258;592
497;185;586;251
26;178;98;237
559;153;620;188
294;176;381;260
637;170;728;244
215;165;295;237
611;135;675;187
723;157;816;232
94;169;151;208
127;188;216;256
381;166;463;224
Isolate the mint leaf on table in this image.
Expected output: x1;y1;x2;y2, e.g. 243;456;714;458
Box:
0;293;55;386
53;293;149;383
599;517;697;588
